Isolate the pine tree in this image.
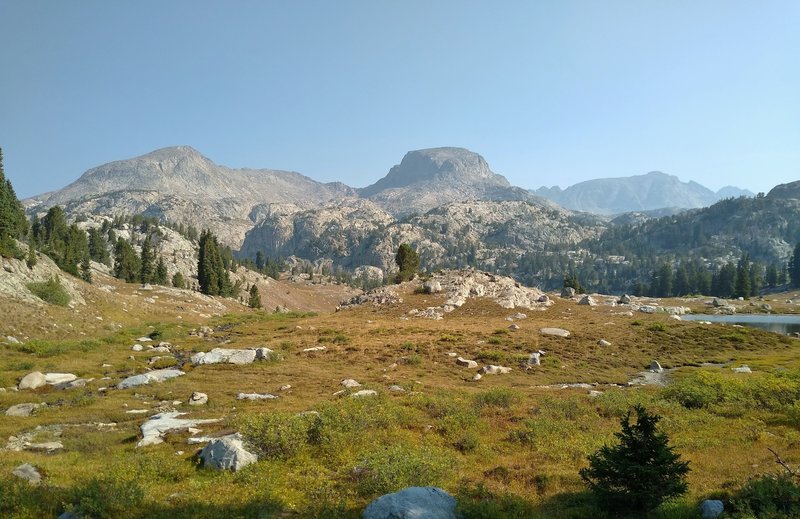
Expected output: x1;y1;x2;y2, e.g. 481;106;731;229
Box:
0;148;29;257
255;251;265;271
734;254;752;298
580;405;690;512
791;242;800;288
172;271;186;289
248;284;262;308
395;243;420;283
80;256;92;283
198;229;231;296
87;227;110;265
154;256;168;285
139;234;154;284
113;238;140;283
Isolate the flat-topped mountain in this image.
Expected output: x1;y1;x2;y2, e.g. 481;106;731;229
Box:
535;171;753;214
360;147;549;216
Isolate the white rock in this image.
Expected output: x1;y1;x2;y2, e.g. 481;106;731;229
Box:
480;365;512;375
650;361;664;373
44;373;77;385
117;369;185;389
279;385;292;391
351;389;378;398
12;463;41;485
5;403;43;417
131;344;144;352
136;337;153;342
455;357;478;369
597;339;611;347
188;392;208;406
540;327;570;338
303;346;326;352
138;411;221;447
236;393;279;400
200;433;257;472
191;348;257;366
341;378;361;388
578;295;596;306
508;324;520;331
732;366;752;374
472;373;482;381
388;385;405;392
18;372;47;390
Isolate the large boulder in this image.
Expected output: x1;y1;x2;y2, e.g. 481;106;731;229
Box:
200;433;257;472
18;372;47;390
455;357;478;369
5;403;43;417
422;280;442;294
363;487;457;519
700;499;724;519
12;463;42;485
577;295;596;306
560;287;576;298
480;365;512;375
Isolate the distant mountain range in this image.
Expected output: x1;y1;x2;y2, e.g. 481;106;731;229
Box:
534;171;754;215
26;145;795;290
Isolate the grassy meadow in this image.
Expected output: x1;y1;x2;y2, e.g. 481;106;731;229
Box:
2;279;800;518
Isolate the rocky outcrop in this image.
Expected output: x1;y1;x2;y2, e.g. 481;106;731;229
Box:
138;411;221;447
28;146;355;248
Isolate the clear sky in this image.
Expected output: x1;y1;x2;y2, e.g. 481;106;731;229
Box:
1;0;798;198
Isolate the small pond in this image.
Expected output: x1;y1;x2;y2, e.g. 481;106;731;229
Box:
681;314;800;335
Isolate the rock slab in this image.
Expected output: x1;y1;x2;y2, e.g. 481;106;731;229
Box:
12;463;41;485
363;486;457;519
118;369;185;389
700;499;724;519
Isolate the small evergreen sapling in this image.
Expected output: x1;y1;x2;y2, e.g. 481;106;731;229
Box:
579;405;689;513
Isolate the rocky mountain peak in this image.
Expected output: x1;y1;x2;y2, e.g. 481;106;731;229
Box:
360;147;508;197
766;180;800;200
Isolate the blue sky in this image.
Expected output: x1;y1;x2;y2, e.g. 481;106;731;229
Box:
1;0;798;198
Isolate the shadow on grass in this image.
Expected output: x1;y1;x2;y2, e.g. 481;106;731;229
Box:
456;486;702;519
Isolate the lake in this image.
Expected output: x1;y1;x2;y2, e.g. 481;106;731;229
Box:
681;314;800;335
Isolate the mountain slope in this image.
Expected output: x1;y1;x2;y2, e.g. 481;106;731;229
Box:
535;171;752;214
29;146;355;247
360;147;549;216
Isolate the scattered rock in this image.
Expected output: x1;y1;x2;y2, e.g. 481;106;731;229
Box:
363;486;458;519
597;339;611;347
6;335;21;344
200;433;257;472
588;390;603;398
537;295;550;303
618;294;632;304
578;295;596;306
455;357;478;369
236;393;279;400
12;463;41;485
650;361;664;373
5;403;44;417
138;411;221;447
472;373;482;381
638;305;657;314
188;392;208;406
509;312;528;320
351;389;378;398
732;366;752;374
117;369;185;389
480;365;512;375
191;348;257;365
255;347;278;360
341;378;361;388
25;441;63;453
279;384;292;391
136;336;153;342
700;499;724;519
560;287;576;298
18;372;47;390
761;303;772;311
388;385;405;392
303;346;326;352
540;327;570;338
527;352;541;367
53;378;91;390
508;324;520;331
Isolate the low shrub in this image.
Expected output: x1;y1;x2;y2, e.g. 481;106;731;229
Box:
352;443;453;497
67;475;146;519
729;473;800;518
239;412;312;460
474;387;519;409
26;276;70;306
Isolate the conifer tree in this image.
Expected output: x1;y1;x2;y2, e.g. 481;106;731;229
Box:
172;271;186;289
580;405;689;513
248;284;261;308
0;148;29;257
394;243;420;283
113;237;140;283
154;256;168;285
198;229;231;296
791;242;800;288
139;234;154;284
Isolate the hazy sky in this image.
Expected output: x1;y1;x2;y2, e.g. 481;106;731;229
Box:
1;1;798;198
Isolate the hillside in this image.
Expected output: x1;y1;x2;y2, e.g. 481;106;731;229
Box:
26;146;355;248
